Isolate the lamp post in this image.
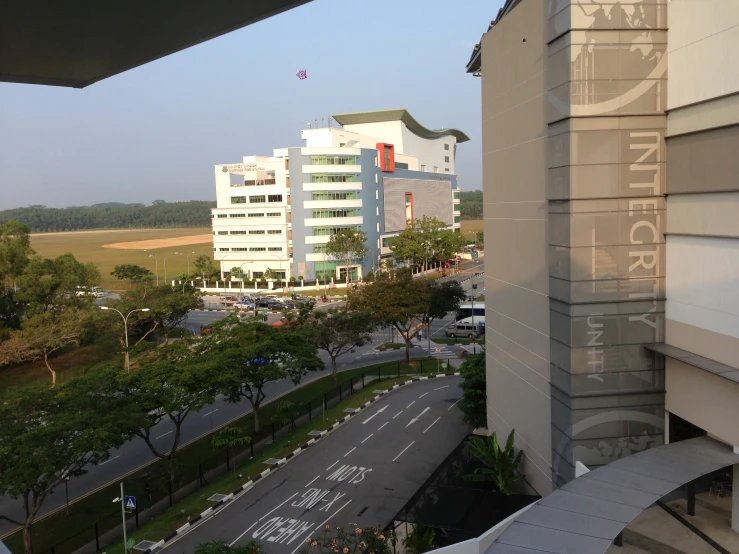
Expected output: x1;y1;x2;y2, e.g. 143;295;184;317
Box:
176;251;196;275
471;272;480;355
62;473;70;515
145;252;159;286
100;306;150;372
237;262;252;294
113;482;129;554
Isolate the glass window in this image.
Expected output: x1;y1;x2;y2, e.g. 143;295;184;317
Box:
267;230;282;234
217;214;228;218
310;155;359;165
249;230;265;235
231;196;246;204
420;165;426;171
312;209;358;218
217;231;228;235
454;215;461;223
445;168;450;172
230;230;246;235
309;174;358;183
444;144;450;151
453;191;460;199
232;247;248;251
310;191;358;201
250;247;266;252
433;167;438;173
266;212;281;217
313;225;360;236
219;247;230;251
253;271;264;279
383;146;391;169
395;162;408;170
268;247;283;251
382;237;393;247
230;213;245;218
249;195;266;203
444;156;449;162
268;194;282;202
247;213;265;218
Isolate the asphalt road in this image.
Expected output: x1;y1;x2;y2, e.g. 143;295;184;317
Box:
163;377;469;553
0;262;484;537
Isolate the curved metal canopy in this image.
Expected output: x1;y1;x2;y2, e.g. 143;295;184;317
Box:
488;436;739;553
333;109;470;144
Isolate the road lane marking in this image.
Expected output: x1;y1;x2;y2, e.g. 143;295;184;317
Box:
378;422;389;430
326;461;339;471
419;392;429;398
230;492;299;546
203;409;218;417
423;417;441;434
362;405;387;424
406;401;415;408
393;441;415;462
156;430;173;439
361;434;373;444
305;476;320;488
434;386;448;390
406;407;430;428
99;456;119;466
392;411;403;419
289;499;353;554
448;398;462;410
344;447;356;457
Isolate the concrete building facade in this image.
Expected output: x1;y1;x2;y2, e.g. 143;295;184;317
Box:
211;110;465;282
468;0;739;506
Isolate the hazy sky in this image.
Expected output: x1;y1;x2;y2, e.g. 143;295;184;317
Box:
0;0;503;210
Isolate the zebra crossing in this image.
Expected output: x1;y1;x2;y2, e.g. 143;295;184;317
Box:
419;345;455;356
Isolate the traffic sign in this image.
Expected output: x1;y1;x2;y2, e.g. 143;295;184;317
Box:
124;495;136;509
441;362;448;369
434;347;442;354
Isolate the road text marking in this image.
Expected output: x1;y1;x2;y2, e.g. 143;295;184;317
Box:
423;417;441;434
231;493;299;546
393;441;415;462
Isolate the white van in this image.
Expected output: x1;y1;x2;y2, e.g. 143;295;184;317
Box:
76;286;105;298
445;322;481;339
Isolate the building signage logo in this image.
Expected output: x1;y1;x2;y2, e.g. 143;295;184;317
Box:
221;164;266;175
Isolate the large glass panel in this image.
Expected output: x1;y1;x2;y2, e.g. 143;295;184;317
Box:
231;196;246;204
311;191;358;201
311;209;358;218
309;155;359;165
310;174;359;183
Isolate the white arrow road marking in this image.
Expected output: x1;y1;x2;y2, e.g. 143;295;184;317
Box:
406;407;430;428
423;417;441;434
362;405;387;424
393;441;415;462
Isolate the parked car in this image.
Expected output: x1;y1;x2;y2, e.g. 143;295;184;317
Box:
256;299;271;308
233;301;255;311
267;300;285;311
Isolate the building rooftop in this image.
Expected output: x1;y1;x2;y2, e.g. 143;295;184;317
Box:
0;0;311;88
332;109;470;144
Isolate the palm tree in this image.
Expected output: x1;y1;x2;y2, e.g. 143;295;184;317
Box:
464;430;524;495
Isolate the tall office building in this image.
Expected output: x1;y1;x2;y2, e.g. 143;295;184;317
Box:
210;110;465;282
467;0;739;506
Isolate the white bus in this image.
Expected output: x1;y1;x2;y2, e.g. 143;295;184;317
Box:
457;303;485;321
76;286;105;298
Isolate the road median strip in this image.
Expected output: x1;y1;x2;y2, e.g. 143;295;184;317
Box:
138;372;460;553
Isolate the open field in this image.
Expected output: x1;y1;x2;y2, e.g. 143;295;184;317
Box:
460;218;483;239
30;228;213;291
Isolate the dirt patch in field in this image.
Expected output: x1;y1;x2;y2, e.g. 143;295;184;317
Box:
102;234;213;250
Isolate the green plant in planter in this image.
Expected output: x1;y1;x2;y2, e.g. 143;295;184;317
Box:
464;430;524;495
289;276;296;283
298;275;304;281
403;524;437;554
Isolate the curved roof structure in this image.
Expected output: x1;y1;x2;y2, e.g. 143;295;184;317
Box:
0;0;311;88
332;109;470;144
488;436;739;553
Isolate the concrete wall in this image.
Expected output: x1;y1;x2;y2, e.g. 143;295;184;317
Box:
480;0;553;495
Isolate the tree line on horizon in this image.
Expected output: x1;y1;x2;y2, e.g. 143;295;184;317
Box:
0;200;216;232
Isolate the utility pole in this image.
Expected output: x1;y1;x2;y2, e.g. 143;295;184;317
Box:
471;273;480;355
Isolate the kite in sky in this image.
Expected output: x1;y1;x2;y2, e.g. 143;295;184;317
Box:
296;69;307;80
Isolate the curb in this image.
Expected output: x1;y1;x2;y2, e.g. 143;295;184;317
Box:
142;372;461;553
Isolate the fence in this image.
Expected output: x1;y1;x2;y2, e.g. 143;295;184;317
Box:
7;359;457;554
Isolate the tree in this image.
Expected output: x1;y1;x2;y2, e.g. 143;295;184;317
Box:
0;379;131;554
201;316;322;432
212;427;252;477
423;280;467;333
99;341;222;484
0;309;94;387
300;525;393;554
15;253;100;316
348;272;429;362
111;264;154;284
458;352;486;429
325;228;367;284
403;524;438;554
195;541;263;554
389;216;463;270
0;219;33;288
464;430;524;495
305;307;377;386
194;254;219;280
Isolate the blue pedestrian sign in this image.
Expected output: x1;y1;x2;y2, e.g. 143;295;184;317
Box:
124;496;136;510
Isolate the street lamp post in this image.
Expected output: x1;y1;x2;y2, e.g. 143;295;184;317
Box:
99;306;150;372
146;252;159;286
471;272;480;355
237;262;252;294
176;251;196;276
62;473;70;515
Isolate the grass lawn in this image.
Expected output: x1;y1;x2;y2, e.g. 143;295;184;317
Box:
0;337;122;392
7;359;432;554
460;219;483;240
30;228;213;292
100;375;414;554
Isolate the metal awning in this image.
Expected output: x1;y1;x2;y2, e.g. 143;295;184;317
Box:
646;343;739;384
487;436;739;553
0;1;311;88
